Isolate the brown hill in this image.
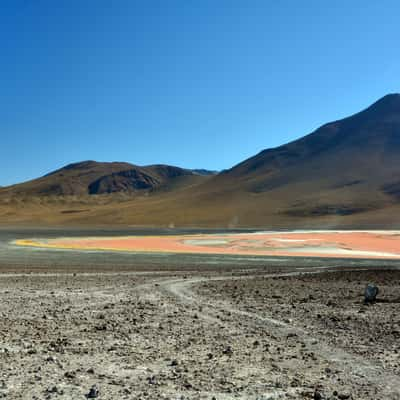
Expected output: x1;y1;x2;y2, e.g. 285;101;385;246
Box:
0;161;208;197
225;93;400;184
1;94;400;228
203;93;400;218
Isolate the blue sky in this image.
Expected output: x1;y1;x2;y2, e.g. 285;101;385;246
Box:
1;0;399;186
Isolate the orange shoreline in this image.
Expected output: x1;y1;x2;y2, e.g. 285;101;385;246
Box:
15;231;400;260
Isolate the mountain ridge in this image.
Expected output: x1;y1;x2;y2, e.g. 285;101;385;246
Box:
1;93;400;227
224;93;400;180
0;161;216;197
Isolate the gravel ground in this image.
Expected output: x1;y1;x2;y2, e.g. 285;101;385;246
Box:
0;230;399;399
0;266;398;400
196;269;400;399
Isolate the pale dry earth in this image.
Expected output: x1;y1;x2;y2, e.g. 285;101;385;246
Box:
0;268;399;399
0;229;399;399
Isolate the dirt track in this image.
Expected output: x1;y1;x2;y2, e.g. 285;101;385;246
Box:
0;228;399;399
0;264;399;400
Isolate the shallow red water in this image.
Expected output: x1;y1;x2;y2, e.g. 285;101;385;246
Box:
33;231;400;259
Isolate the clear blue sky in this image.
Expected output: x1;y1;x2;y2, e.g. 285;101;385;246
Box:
1;0;399;186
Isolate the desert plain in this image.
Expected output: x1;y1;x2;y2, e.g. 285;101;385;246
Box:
0;228;399;400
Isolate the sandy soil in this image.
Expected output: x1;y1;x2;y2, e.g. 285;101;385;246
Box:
0;264;399;399
15;231;400;259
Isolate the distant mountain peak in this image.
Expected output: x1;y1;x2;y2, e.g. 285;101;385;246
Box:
191;169;219;176
3;160;214;196
364;93;400;114
2;94;400;227
61;160;102;170
379;92;400;100
225;93;400;179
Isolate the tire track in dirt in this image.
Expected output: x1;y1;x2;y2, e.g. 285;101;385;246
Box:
158;267;400;398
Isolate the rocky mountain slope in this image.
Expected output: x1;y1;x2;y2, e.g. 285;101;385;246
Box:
1;94;400;227
0;161;214;197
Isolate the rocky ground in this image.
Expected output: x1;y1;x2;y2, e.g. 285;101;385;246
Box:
0;265;398;399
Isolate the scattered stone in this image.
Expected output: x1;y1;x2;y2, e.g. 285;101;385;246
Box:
95;324;107;331
222;346;233;356
314;390;323;399
86;384;100;399
364;284;379;303
64;371;76;379
0;263;398;399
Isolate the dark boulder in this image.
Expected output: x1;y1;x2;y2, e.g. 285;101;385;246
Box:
86;384;100;399
364;284;379;303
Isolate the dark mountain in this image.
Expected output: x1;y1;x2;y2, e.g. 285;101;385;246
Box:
225;93;400;184
0;161;202;196
191;169;219;176
192;93;400;222
1;94;400;227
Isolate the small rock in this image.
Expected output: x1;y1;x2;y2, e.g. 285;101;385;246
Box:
222;346;233;356
314;390;323;400
86;384;100;399
64;371;76;379
95;324;107;331
364;284;379;303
